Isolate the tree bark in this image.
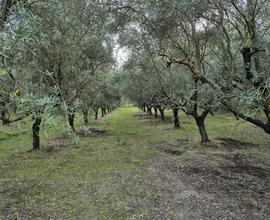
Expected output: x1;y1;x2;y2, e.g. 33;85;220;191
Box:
195;116;209;144
101;108;105;117
147;107;152;115
1;110;9;125
241;47;253;81
82;109;88;125
0;0;12;28
159;108;165;121
32;116;42;150
222;100;270;134
173;108;180;128
68;111;75;131
94;108;99;120
154;107;158;118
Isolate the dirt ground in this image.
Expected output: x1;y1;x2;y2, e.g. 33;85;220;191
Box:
123;138;270;220
1;109;270;219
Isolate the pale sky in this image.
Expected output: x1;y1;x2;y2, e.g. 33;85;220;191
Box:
113;45;130;68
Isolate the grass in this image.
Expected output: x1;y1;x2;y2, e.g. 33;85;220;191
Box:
0;106;270;219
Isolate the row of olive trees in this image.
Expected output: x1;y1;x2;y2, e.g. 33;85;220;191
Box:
122;49;216;143
0;0;121;150
111;0;270;143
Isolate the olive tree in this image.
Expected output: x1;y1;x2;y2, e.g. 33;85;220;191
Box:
115;0;270;135
0;0;116;148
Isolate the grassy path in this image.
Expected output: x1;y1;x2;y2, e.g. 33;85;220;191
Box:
0;107;161;219
0;106;270;219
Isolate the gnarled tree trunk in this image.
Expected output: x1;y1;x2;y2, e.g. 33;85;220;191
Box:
173;108;180;128
94;108;99;120
195;115;209;144
1;110;9;125
159;108;165;121
101;108;106;117
147;107;152;115
0;0;12;28
32;116;42;150
154;107;158;118
241;47;253;81
68;111;75;131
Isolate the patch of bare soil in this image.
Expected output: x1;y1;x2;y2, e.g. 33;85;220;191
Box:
55;128;107;140
75;128;106;138
18;128;106;157
124;144;270;220
9;141;71;160
215;137;257;150
160;139;195;156
39;128;106;154
41;140;71;153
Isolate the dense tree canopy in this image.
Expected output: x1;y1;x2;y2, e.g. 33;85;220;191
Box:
112;0;270;142
1;0;270;147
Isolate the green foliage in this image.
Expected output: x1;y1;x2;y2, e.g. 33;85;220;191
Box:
0;0;122;148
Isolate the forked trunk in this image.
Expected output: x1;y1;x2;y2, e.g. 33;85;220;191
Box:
68;112;75;131
32;117;42;150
